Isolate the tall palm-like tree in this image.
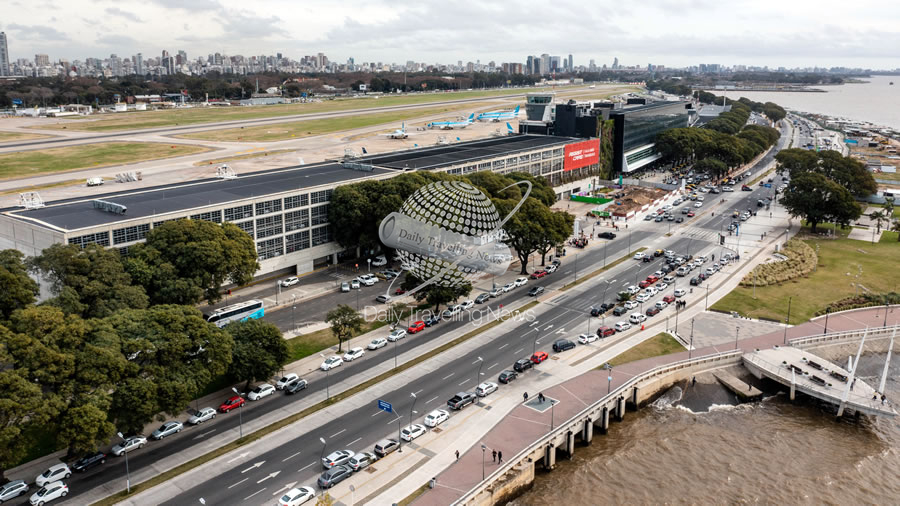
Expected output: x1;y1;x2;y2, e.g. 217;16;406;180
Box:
892;218;900;242
870;211;886;233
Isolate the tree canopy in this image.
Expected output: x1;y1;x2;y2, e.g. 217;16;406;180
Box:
781;172;861;232
775;148;877;198
225;319;289;392
325;305;366;352
0;250;39;320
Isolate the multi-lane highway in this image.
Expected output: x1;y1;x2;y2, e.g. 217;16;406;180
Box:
17;124;791;506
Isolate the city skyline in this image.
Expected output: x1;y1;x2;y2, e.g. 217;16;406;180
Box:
1;0;898;70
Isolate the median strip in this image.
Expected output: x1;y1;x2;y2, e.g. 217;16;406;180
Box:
91;299;539;506
560;247;647;291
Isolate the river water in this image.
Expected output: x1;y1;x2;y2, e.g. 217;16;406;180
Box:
512;353;900;504
729;75;900;131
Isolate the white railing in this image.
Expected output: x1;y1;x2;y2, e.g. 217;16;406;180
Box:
451;350;741;505
789;324;900;348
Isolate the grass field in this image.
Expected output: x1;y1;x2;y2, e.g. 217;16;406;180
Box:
0;131;53;142
179;102;483;142
0;142;210;179
711;224;900;323
34;86;576;133
607;332;683;366
193;149;299;166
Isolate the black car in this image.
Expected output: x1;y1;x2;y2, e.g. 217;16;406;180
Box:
613;306;628;316
600;302;615;311
675;217;684;223
285;378;309;394
514;358;534;372
528;286;545;296
475;293;490;304
498;370;518;384
73;451;107;472
424;315;441;327
590;306;603;317
642;255;652;263
553;339;576;352
690;276;702;286
598;232;616;239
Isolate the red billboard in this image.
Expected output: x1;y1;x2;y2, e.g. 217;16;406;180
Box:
563;139;600;171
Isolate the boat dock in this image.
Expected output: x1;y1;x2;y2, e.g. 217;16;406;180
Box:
743;346;896;417
714;371;763;401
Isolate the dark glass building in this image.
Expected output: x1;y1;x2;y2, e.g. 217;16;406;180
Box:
611;101;690;173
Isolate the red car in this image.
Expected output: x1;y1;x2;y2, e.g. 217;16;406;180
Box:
219;396;245;413
646;275;659;283
530;270;547;279
408;320;425;334
638;279;652;288
663;294;676;304
687;212;696;217
394;288;407;295
531;351;548;364
596;326;615;338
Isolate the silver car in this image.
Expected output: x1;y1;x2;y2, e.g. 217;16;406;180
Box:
0;480;29;503
112;435;147;456
188;407;216;425
347;451;377;471
322;449;355;469
151;421;183;440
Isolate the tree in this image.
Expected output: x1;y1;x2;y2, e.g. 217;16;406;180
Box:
126;220;259;305
226;319;289;392
781;172;861;232
537;210;574;265
0;364;51;478
325;305;365;352
105;305;233;432
0;250;39;320
693;158;728;180
27;244;148;318
892;219;900;241
401;273;472;313
870;211;887;233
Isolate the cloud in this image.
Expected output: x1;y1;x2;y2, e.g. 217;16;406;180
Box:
96;34;140;47
217;11;290;39
105;7;142;23
146;0;221;12
5;23;69;41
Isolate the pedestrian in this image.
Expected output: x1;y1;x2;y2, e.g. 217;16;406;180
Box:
492;449;497;462
498;451;503;463
882;394;887;405
873;393;878;400
692;376;696;387
455;450;459;460
523;392;529;403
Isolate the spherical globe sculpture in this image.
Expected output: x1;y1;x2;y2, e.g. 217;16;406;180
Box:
396;181;501;287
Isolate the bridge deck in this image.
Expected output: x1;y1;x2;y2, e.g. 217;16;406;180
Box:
742;347;895;417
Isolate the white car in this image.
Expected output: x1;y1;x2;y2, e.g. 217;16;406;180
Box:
111;435;147;456
188;407;216;425
627;285;640;295
476;381;498;397
341;282;350;292
655;300;669;310
723;186;734;192
545;264;558;273
674;288;687;297
320;356;344;371
614;321;632;332
368;338;388;350
371;255;387;267
29;481;67;506
280;276;300;287
643;287;658;296
694;201;703;208
635;293;651;303
577;333;598;345
459;300;475;310
624;300;638;310
515;277;528;287
248;383;275;401
629;313;647;324
356;275;374;287
633;252;646;260
705;267;716;276
350;280;361;289
423;409;450;428
35;464;71;487
442;305;461;318
653;270;664;278
400;423;427;442
343;347;365;361
150;421;183;440
277;486;316;506
387;329;407;342
656;282;669;291
502;282;515;293
276;373;299;390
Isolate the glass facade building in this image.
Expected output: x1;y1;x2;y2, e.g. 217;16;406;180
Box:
611;101;690;173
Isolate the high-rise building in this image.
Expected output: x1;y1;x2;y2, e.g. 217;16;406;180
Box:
0;32;9;76
135;53;144;75
568;54;573;72
612;57;619;69
526;55;534;75
35;53;50;67
540;54;550;75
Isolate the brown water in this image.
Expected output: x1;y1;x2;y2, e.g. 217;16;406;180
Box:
513;354;900;505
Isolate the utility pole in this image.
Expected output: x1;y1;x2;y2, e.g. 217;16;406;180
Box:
783;296;793;344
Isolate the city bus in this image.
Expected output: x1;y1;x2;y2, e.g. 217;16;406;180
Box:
205;299;265;327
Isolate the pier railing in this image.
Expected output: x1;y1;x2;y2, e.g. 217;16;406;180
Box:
789;324;900;349
450;349;742;506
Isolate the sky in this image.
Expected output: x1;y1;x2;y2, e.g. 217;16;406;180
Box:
2;0;899;69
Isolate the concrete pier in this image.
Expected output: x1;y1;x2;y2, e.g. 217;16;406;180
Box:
582;418;593;444
714;371;763;401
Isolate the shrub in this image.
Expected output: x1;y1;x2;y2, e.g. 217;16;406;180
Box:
740;239;817;287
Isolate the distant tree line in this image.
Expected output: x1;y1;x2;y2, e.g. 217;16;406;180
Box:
0;220;291;477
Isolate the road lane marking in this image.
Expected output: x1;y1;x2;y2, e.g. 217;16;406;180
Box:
282;450;302;462
414;389;423;395
298;462;316;472
488;362;499;370
458;378;470;386
371;411;383;417
244;488;266;500
442;372;455;380
227;478;248;489
192;429;216;440
348;437;362;446
471;359;481;365
426;396;439;404
330;429;346;438
514;348;523;354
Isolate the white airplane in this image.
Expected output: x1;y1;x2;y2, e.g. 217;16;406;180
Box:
491;123;516;137
382;123;415;139
426;113;475;130
477;105;520;122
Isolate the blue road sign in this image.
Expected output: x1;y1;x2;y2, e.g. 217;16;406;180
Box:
12;99;23;105
377;400;393;413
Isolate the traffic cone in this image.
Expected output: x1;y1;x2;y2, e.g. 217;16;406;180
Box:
641;324;645;331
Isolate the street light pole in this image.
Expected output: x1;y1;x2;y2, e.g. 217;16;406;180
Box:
604;363;613;394
231;387;245;439
475;357;484;403
532;328;540;355
783;296;792;344
117;432;131;493
318;354;331;401
734;326;740;350
705;285;710;310
481;444;486;480
689;318;695;359
319;437;327;464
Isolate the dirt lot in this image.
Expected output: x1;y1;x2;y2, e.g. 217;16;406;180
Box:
607;185;668;216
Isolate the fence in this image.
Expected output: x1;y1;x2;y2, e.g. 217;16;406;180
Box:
789;324;900;348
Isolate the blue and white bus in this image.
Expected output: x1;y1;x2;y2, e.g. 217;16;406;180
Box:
205;299;265;328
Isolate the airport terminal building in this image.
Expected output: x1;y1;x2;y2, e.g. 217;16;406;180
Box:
0;135;600;278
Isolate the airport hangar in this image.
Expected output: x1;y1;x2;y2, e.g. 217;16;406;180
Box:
0;134;601;278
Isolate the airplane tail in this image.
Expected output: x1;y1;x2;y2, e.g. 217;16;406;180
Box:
507;122;514;134
513;105;520;114
362;147;368;154
467;113;475;122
